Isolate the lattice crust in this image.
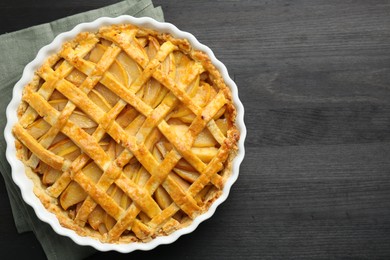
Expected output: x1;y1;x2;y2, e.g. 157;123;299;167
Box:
13;24;240;243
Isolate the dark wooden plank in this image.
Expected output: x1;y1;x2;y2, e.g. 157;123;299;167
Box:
240;72;390;147
0;0;389;259
239;143;390;259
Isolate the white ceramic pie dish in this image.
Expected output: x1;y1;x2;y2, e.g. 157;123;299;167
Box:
4;15;246;253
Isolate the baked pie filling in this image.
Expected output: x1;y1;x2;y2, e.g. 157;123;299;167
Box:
13;24;239;243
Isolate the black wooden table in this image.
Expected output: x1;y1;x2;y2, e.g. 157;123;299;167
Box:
1;1;390;259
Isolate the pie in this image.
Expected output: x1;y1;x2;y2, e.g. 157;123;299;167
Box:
12;23;240;243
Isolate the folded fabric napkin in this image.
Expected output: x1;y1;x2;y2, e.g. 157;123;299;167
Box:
0;0;164;259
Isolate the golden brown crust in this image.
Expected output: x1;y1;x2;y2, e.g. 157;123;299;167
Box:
13;23;239;244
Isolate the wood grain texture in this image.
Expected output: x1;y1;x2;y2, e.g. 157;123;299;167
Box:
1;0;390;259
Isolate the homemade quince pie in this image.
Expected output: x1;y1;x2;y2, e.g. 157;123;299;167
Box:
12;24;239;243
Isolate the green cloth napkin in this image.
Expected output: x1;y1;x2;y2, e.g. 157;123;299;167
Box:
0;0;164;259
